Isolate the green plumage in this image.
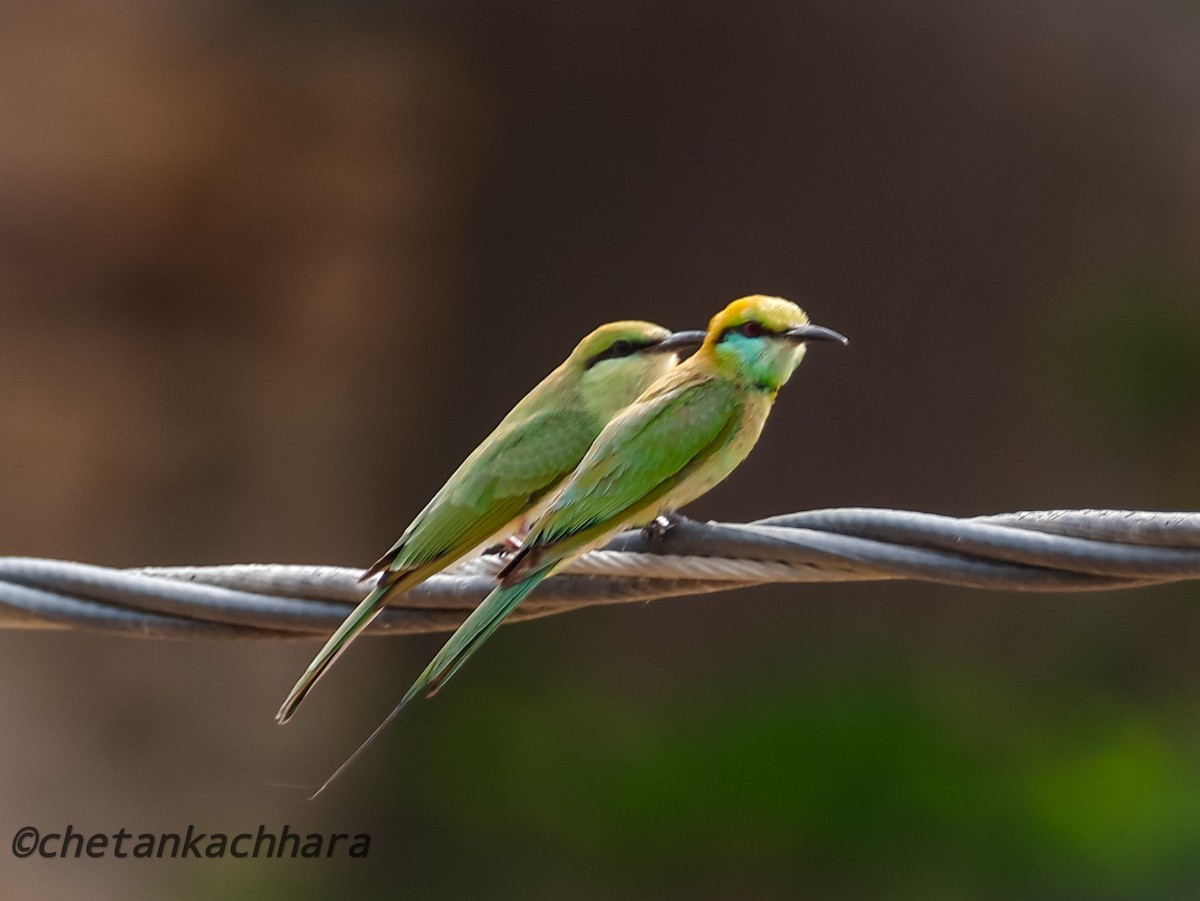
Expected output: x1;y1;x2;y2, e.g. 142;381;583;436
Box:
394;295;846;709
527;380;743;552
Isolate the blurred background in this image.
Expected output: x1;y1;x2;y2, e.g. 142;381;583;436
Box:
1;0;1199;897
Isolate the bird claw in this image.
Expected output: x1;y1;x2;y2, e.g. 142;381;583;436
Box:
641;513;682;542
483;535;524;557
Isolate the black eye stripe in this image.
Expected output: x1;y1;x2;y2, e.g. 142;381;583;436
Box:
585;339;652;368
717;321;782;342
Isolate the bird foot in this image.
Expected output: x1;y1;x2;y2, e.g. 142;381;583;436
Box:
483;535;524;557
641;513;683;542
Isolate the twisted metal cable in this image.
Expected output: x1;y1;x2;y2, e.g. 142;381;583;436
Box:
1;508;1198;640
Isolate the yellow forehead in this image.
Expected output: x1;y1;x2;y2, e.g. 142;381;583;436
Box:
573;320;670;357
708;295;809;335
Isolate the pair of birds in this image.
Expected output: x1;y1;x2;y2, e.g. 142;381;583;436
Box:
278;294;846;793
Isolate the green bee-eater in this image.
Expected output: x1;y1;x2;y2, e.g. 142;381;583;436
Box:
310;295;846;795
277;320;706;723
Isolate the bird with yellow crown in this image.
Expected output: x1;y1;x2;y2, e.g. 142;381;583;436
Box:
304;294;846;795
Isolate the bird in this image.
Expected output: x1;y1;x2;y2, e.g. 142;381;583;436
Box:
276;320;707;724
308;295;846;795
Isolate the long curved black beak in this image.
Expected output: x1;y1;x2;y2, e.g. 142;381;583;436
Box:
646;329;707;355
784;323;848;346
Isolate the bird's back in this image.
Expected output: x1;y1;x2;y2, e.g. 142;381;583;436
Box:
367;370;599;580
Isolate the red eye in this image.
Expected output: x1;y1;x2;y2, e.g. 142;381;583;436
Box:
738;321;766;338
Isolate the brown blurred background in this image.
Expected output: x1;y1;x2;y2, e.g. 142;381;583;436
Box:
2;1;1200;898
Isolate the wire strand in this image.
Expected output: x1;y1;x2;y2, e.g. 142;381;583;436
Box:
2;507;1197;639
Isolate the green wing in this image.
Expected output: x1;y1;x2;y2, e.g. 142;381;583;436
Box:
511;380;742;573
371;407;599;578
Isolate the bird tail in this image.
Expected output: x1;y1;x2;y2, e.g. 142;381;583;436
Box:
276;566;428;724
306;571;548;799
407;569;549;702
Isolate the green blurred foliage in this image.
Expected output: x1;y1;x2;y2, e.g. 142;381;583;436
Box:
330;633;1200;900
